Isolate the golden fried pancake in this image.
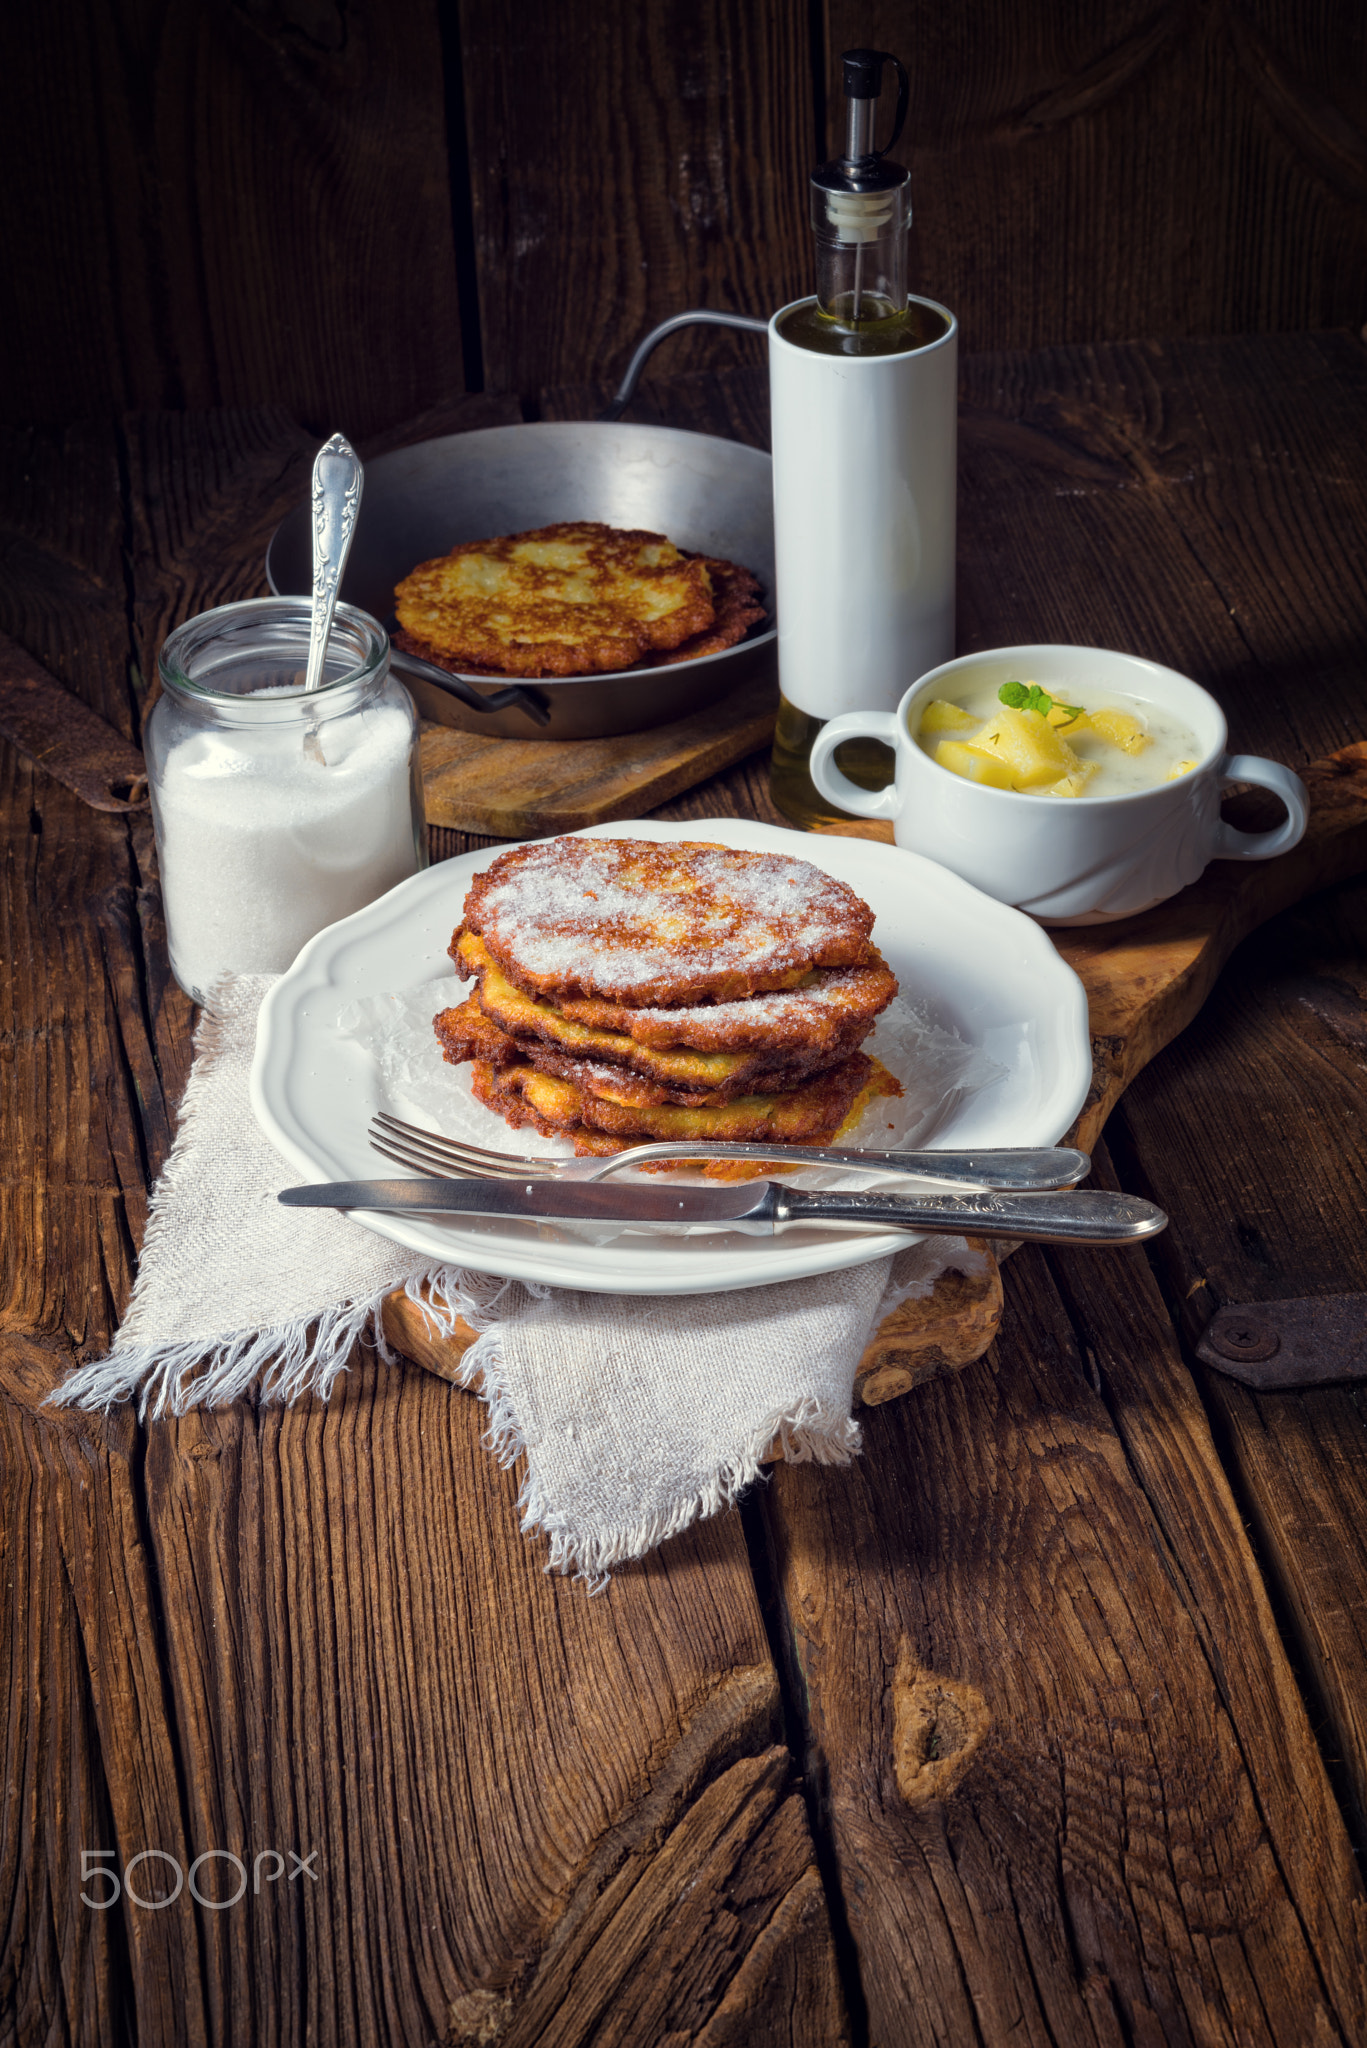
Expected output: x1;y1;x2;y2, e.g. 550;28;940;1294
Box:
447;936;880;1086
393;521;716;678
457;838;877;1007
435;995;841;1104
646;558;767;666
467;1055;904;1174
470;1052;878;1146
398;557;766;679
525;948;899;1052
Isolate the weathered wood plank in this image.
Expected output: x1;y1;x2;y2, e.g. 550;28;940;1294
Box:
1048;1143;1367;2022
761;1240;1367;2044
1;1334;213;2048
459;0;813;395
1113;891;1367;1324
0;1;463;436
1114;869;1367;1849
0;751;141;1351
0;421;135;737
1209;1380;1367;1839
0;413;191;1328
0;1340;126;2048
417;672;777;838
0;630;149;813
139;1352;848;2045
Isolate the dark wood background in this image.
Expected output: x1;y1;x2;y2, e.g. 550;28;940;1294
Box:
2;0;1365;436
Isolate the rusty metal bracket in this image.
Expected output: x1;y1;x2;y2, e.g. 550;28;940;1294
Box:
1196;1295;1367;1389
0;629;148;812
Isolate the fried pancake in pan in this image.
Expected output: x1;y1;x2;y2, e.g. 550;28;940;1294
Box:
470;1051;879;1146
397;557;766;681
457;838;877;1007
646;558;767;666
393;522;717;678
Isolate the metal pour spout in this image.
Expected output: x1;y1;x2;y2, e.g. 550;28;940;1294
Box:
810;50;912;332
840;47;906;168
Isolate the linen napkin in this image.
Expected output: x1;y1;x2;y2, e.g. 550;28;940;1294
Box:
52;976;987;1578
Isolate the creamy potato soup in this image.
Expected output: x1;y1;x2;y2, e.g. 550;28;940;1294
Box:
913;678;1202;799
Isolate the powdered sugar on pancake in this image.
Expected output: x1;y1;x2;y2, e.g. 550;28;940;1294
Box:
555;954;897;1051
461;838;875;1006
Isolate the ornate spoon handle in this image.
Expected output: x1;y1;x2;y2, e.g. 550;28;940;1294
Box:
304;433;363;694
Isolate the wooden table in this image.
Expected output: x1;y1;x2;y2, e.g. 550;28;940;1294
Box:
3;332;1366;2047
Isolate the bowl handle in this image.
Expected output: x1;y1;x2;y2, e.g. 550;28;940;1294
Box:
809;711;903;820
1212;754;1309;860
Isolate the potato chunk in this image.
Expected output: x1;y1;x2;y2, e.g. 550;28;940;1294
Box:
970;706;1082;789
1076;707;1150;754
919;698;978;735
1047;763;1098;798
935;740;1016;789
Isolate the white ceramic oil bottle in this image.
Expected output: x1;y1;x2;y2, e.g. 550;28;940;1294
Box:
768;48;958;829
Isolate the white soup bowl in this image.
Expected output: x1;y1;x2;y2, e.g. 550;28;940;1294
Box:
809;644;1309;924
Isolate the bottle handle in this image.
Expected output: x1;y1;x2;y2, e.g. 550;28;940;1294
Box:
809;711;903;820
1211;755;1309;860
841;50;909;160
878;54;909;157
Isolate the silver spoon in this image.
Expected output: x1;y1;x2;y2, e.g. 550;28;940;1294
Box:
304;433;364;694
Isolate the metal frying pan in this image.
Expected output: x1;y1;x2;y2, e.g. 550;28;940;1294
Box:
266;415;776;742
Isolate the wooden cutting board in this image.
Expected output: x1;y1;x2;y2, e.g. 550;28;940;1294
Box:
383;742;1367;1438
418;672;777;836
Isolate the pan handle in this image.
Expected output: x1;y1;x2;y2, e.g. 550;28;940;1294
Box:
389;647;552;728
600;311;770;423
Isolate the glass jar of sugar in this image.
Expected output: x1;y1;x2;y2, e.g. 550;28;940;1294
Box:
145;596;426;1005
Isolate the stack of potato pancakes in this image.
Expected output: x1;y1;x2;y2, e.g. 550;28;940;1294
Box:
434;837;902;1167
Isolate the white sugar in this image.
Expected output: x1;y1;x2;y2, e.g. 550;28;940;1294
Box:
154;700;419;1002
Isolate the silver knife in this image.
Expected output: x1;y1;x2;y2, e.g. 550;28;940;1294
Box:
278;1177;1166;1247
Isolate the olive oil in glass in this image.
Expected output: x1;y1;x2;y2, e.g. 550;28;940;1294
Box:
775;296;949;359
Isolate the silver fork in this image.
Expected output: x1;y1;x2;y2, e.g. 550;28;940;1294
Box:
367;1113;1089;1191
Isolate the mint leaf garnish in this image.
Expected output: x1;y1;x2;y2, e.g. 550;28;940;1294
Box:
998;681;1083;721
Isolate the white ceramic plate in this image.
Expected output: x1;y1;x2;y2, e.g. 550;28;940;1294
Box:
250;818;1091;1294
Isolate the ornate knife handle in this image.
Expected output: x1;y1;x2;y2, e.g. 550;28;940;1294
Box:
776;1186;1168;1246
